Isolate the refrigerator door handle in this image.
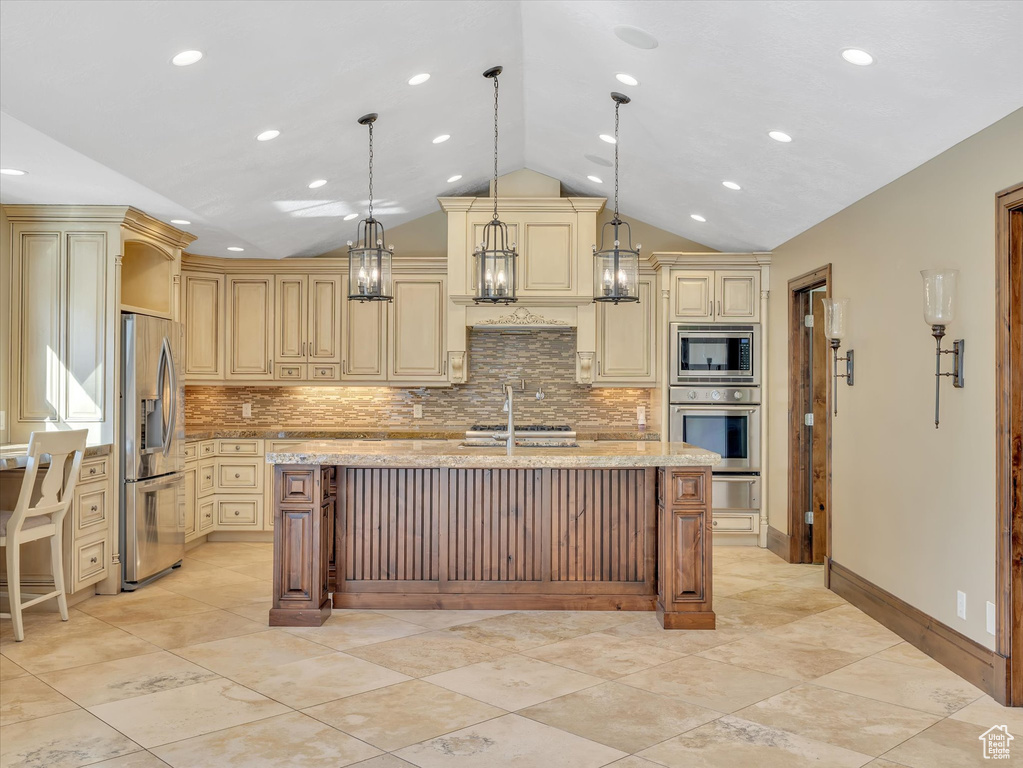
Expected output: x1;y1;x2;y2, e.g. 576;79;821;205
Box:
159;337;177;456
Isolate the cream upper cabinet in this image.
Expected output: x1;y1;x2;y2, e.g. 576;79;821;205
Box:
275;274;306;364
389;277;446;382
596;276;656;385
520;215;575;295
182;271;224;380
343;279;387;381
307;275;343;364
226;275;274;380
670;269;761;323
716;270;760;321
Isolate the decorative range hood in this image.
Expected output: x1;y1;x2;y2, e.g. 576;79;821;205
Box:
469;306;577;329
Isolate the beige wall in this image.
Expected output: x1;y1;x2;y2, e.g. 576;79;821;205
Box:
767;107;1023;648
598;208;716;255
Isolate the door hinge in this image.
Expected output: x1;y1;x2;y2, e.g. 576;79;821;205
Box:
805;511;814;525
804;314;814;327
804;413;814;426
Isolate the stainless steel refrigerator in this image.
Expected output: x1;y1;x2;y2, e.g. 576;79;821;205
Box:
121;313;185;589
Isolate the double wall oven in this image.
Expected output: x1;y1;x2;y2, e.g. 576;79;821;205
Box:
669;324;762;538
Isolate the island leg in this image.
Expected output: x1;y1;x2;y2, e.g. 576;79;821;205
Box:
269;465;333;627
657;467;715;629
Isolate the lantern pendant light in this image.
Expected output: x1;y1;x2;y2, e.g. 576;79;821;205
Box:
347;113;393;302
473;66;518;304
593;92;640;305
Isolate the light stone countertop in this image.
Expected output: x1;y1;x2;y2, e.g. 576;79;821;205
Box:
266;439;720;469
0;442;112;471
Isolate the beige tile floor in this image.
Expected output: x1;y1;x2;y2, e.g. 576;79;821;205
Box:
0;542;1018;767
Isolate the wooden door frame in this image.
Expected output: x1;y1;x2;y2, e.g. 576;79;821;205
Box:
995;182;1023;706
779;265;833;568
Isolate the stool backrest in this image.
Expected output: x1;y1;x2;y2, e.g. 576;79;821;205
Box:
8;429;89;535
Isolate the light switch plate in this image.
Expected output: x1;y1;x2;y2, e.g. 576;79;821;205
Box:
413;404;424;419
242;403;252;419
957;590;967;620
637;406;646;427
987;601;996;635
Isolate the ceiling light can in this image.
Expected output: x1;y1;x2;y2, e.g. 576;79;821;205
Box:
587;175;603;184
615;73;639;86
768;130;792;143
447;175;462;183
842;48;874;66
256;130;280;141
171;50;203;66
599;134;616;144
722;181;741;190
170;219;191;225
0;168;27;175
227;246;244;252
308;179;327;189
433;134;450;144
690;214;706;222
408;73;431;85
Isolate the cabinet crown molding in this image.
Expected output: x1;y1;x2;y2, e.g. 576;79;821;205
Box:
651;251;772;269
2;205;196;248
182;253;446;274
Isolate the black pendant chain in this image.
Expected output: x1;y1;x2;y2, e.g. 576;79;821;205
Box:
613;99;620;220
492;71;500;222
367;120;374;221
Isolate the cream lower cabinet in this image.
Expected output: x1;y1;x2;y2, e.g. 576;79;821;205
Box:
389;277;446;382
670;269;760;323
186;439;265;538
595;276;657;385
226;275;274;380
183;460;197;541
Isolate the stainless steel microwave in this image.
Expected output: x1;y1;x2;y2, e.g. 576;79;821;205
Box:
669;323;760;385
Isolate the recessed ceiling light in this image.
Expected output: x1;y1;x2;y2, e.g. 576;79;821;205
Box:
343;213;359;221
584;153;613;167
614;25;658;50
0;168;27;175
842;48;874;66
768;130;792;143
308;179;327;189
722;181;741;190
170;219;191;225
432;134;450;144
587;175;603;184
599;134;616;144
171;50;203;67
615;73;639;86
690;214;706;222
256;129;280;142
408;73;431;85
447;174;462;183
227;246;244;252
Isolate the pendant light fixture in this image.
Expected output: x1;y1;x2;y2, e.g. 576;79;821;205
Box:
593;92;640;305
347;113;393;302
474;66;517;304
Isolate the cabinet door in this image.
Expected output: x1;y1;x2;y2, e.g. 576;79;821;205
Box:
182;272;224;380
183;463;197;541
671;271;715;321
308;275;342;364
226;275;274;379
520;216;575;295
716;270;760;322
13;227;61;422
389;277;446;381
596;277;656;384
343;280;387;380
64;233;108;422
275;274;306;366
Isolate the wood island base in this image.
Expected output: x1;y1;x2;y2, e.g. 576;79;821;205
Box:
270;457;715;630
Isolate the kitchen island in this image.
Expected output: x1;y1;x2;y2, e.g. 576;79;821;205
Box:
266;440;720;630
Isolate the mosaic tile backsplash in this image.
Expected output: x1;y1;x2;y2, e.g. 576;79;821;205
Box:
186;330;653;430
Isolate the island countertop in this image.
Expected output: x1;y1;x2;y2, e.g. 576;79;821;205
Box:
266;439;720;469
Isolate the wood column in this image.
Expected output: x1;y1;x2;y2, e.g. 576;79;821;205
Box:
656;466;715;629
269;464;333;627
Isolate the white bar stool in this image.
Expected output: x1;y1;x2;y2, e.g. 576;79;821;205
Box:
1;429;88;641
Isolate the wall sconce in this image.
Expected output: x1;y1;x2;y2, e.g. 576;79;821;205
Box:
921;269;964;429
821;298;854;416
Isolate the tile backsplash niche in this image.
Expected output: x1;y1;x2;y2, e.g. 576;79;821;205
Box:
186;329;653;431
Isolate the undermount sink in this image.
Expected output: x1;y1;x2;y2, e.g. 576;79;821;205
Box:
458;441;580;449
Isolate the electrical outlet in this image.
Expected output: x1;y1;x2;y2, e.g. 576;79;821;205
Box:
242;403;252;419
413;404;423;419
637;406;646;427
957;591;967;620
988;601;996;635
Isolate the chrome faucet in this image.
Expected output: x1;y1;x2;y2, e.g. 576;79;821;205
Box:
493;383;516;449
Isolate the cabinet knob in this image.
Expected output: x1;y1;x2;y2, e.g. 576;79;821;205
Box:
89;556;98;563
88;467;97;475
234;473;241;479
90;505;98;512
235;446;241;451
234;510;240;516
205;513;211;519
712;520;718;527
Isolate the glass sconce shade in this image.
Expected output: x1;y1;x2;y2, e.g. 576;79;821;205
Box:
820;298;849;340
474;218;517;303
347;218;393;302
921;269;959;326
593;219;640;304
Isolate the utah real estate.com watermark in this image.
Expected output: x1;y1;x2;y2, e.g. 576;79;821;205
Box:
979;725;1014;759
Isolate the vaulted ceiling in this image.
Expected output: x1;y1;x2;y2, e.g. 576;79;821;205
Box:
1;0;1021;258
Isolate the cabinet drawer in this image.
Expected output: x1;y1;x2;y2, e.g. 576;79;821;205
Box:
216;497;262;527
310;363;340;381
79;456;110;484
198;458;216;496
72;534;108;588
711;512;759;533
276;364;305;380
198;498;215;532
669;471;707;506
216;439;263;456
199;440;217;457
75;484;109;535
215;458;263;492
184;442;198;461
